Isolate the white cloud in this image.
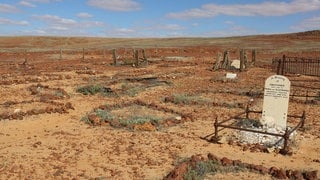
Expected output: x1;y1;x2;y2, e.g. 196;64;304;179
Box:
0;3;20;13
291;16;320;31
0;18;29;26
19;1;36;7
77;12;93;18
167;0;320;19
162;24;185;31
30;14;105;35
25;0;62;3
87;0;141;12
202;24;258;37
33;14;77;26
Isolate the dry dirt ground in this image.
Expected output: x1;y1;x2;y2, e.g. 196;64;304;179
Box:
0;32;319;179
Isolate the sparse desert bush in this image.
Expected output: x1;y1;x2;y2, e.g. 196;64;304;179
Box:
95;109;114;121
119;115;161;126
183;160;227;180
165;93;211;105
80;114;92;125
76;84;114;96
120;82;145;97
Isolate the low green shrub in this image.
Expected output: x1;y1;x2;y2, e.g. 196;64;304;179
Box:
76;84;114;96
170;93;211;105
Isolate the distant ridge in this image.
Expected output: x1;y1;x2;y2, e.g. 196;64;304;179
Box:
0;30;319;50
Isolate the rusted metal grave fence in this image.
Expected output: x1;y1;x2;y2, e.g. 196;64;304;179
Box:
209;106;306;155
272;55;320;76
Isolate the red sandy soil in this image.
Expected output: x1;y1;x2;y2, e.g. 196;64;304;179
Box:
0;31;319;179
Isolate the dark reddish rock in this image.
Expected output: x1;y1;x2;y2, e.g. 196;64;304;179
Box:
272;168;287;179
45;106;53;113
87;114;101;125
232;160;242;166
220;157;233;166
38;109;46;114
65;102;74;110
252;164;269;175
303;170;318;180
207;153;219;162
0;112;10;119
164;162;189;180
189;154;204;168
291;170;304;180
164;96;174;103
55;107;64;114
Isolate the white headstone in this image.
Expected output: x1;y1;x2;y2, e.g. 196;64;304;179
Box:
226;73;237;79
262;75;290;130
231;59;242;69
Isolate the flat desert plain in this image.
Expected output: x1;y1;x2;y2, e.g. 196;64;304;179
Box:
0;31;320;179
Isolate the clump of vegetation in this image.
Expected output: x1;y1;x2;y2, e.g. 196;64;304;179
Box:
184;160;221;180
165;93;211;105
183;160;247;180
81;107;162;130
76;84;115;96
95;109;114;121
120;82;145;97
119;115;161;127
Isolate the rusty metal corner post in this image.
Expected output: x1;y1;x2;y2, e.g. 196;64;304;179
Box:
281;55;286;75
211;117;220;143
280;128;290;155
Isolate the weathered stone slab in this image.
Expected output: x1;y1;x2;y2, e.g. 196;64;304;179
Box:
262;75;290;129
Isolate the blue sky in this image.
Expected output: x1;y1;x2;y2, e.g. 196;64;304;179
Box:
0;0;319;37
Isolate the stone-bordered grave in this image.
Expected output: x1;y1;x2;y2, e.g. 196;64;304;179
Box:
81;100;192;131
0;83;74;120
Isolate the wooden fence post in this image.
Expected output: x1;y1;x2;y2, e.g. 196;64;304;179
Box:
113;49;118;66
221;50;230;69
82;48;85;61
240;49;244;71
277;59;281;75
244;50;248;67
134;49;139;66
213;53;222;70
252;49;256;65
59;49;62;60
142;49;148;66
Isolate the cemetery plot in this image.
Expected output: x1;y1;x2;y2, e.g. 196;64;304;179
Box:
81;100;191;130
0;84;74;121
0;34;319;179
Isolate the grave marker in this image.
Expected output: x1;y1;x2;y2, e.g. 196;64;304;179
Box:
262;75;290;129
